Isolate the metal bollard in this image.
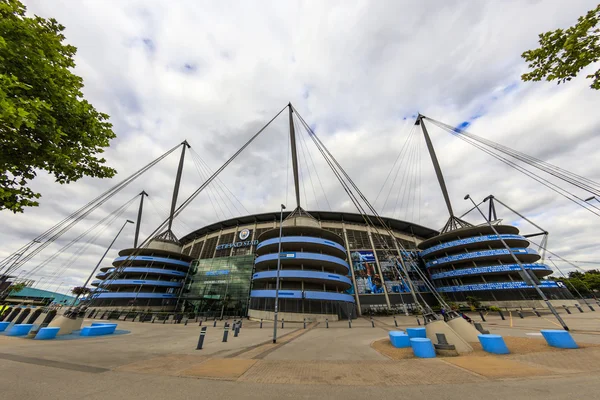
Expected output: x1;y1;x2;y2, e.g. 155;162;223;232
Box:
222;323;230;342
326;319;329;329
564;305;572;314
281;319;284;329
260;319;263;329
196;327;207;350
416;317;421;326
195;316;199;323
303;318;306;329
370;317;375;328
185;318;188;326
348;319;352;328
517;310;524;319
533;308;541;317
234;323;239;337
152;317;155;323
199;320;203;326
394;316;398;327
163;317;166;324
498;310;505;320
239;319;242;328
213;319;217;327
575;304;584;313
589;305;595;312
478;311;486;322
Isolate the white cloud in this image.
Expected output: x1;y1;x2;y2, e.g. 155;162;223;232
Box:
2;0;599;292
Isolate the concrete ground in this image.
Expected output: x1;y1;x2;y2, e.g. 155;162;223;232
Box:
1;312;600;399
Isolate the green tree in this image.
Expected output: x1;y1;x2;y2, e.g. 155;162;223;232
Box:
8;281;26;293
0;0;116;213
70;286;91;296
521;4;600;90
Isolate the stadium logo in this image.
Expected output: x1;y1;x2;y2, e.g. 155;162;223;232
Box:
239;229;250;240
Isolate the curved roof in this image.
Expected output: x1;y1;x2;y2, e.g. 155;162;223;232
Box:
179;210;439;244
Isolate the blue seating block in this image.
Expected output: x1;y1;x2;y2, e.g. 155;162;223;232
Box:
34;327;61;340
541;329;578;349
478;334;510;354
410;337;436;358
406;327;426;339
7;324;34;336
80;324;117;336
389;331;410;348
0;322;10;332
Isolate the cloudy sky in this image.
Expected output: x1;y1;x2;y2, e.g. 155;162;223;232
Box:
2;0;600;293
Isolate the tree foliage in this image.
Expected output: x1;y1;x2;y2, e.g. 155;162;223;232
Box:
549;269;600;296
9;281;26;293
71;286;92;296
521;4;600;90
0;0;116;213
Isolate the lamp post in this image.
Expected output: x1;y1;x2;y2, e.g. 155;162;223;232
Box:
465;194;569;331
273;204;286;344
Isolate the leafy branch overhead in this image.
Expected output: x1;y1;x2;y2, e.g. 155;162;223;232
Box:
0;0;117;213
522;4;600;90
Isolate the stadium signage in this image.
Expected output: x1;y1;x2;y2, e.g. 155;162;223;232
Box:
215;240;258;250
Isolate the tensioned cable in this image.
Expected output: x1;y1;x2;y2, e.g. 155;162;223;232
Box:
192;151;235;218
428;117;600;195
295;116;332;210
188;150;223;219
0;143;182;274
93;106;288;295
428;120;600;218
293;107;444;314
294;114;319;209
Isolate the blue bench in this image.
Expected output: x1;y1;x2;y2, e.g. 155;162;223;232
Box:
0;322;10;332
80;323;117;336
7;324;34;336
35;327;61;340
406;327;427;339
410;337;436;358
389;331;411;348
478;334;510;354
91;322;117;327
541;330;578;349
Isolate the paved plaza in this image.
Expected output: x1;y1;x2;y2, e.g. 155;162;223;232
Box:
1;311;600;399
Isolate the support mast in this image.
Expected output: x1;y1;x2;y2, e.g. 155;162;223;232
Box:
134;191;148;248
288;104;301;209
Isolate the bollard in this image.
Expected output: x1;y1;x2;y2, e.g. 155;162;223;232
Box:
185;318;188;326
394;316;398;327
589;305;595;312
326;319;329;329
234;323;239;337
575;304;584;313
533;308;541;317
282;319;284;329
260;319;263;329
371;317;375;328
478;311;486;322
416;317;421;326
564;305;572;314
213;319;217;327
163;318;166;324
199;320;203;326
303;318;306;329
239;319;242;328
498;310;505;320
348;319;352;328
152;317;155;324
517;310;524;319
196;327;207;350
195;316;199;323
222;322;230;342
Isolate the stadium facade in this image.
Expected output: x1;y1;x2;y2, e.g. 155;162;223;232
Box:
90;210;574;319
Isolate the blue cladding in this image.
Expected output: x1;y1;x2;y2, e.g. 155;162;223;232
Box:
251;270;352;286
250;290;355;303
437;280;560;292
257;236;346;254
255;252;350;272
430;264;552;280
420;234;527;257
97;267;186;278
425;248;539;268
113;255;191;268
92;279;183;288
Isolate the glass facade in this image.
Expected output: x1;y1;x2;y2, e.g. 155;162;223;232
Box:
185;255;254;316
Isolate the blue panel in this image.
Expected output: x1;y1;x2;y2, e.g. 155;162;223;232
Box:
252;270;352;286
250;289;355;303
255;252;349;272
91;292;177;299
430;263;552;279
96;267;186;278
420;234;527;257
425;248;538;268
92;279;182;288
113;255;190;268
257;236;346;253
436;280;560;292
